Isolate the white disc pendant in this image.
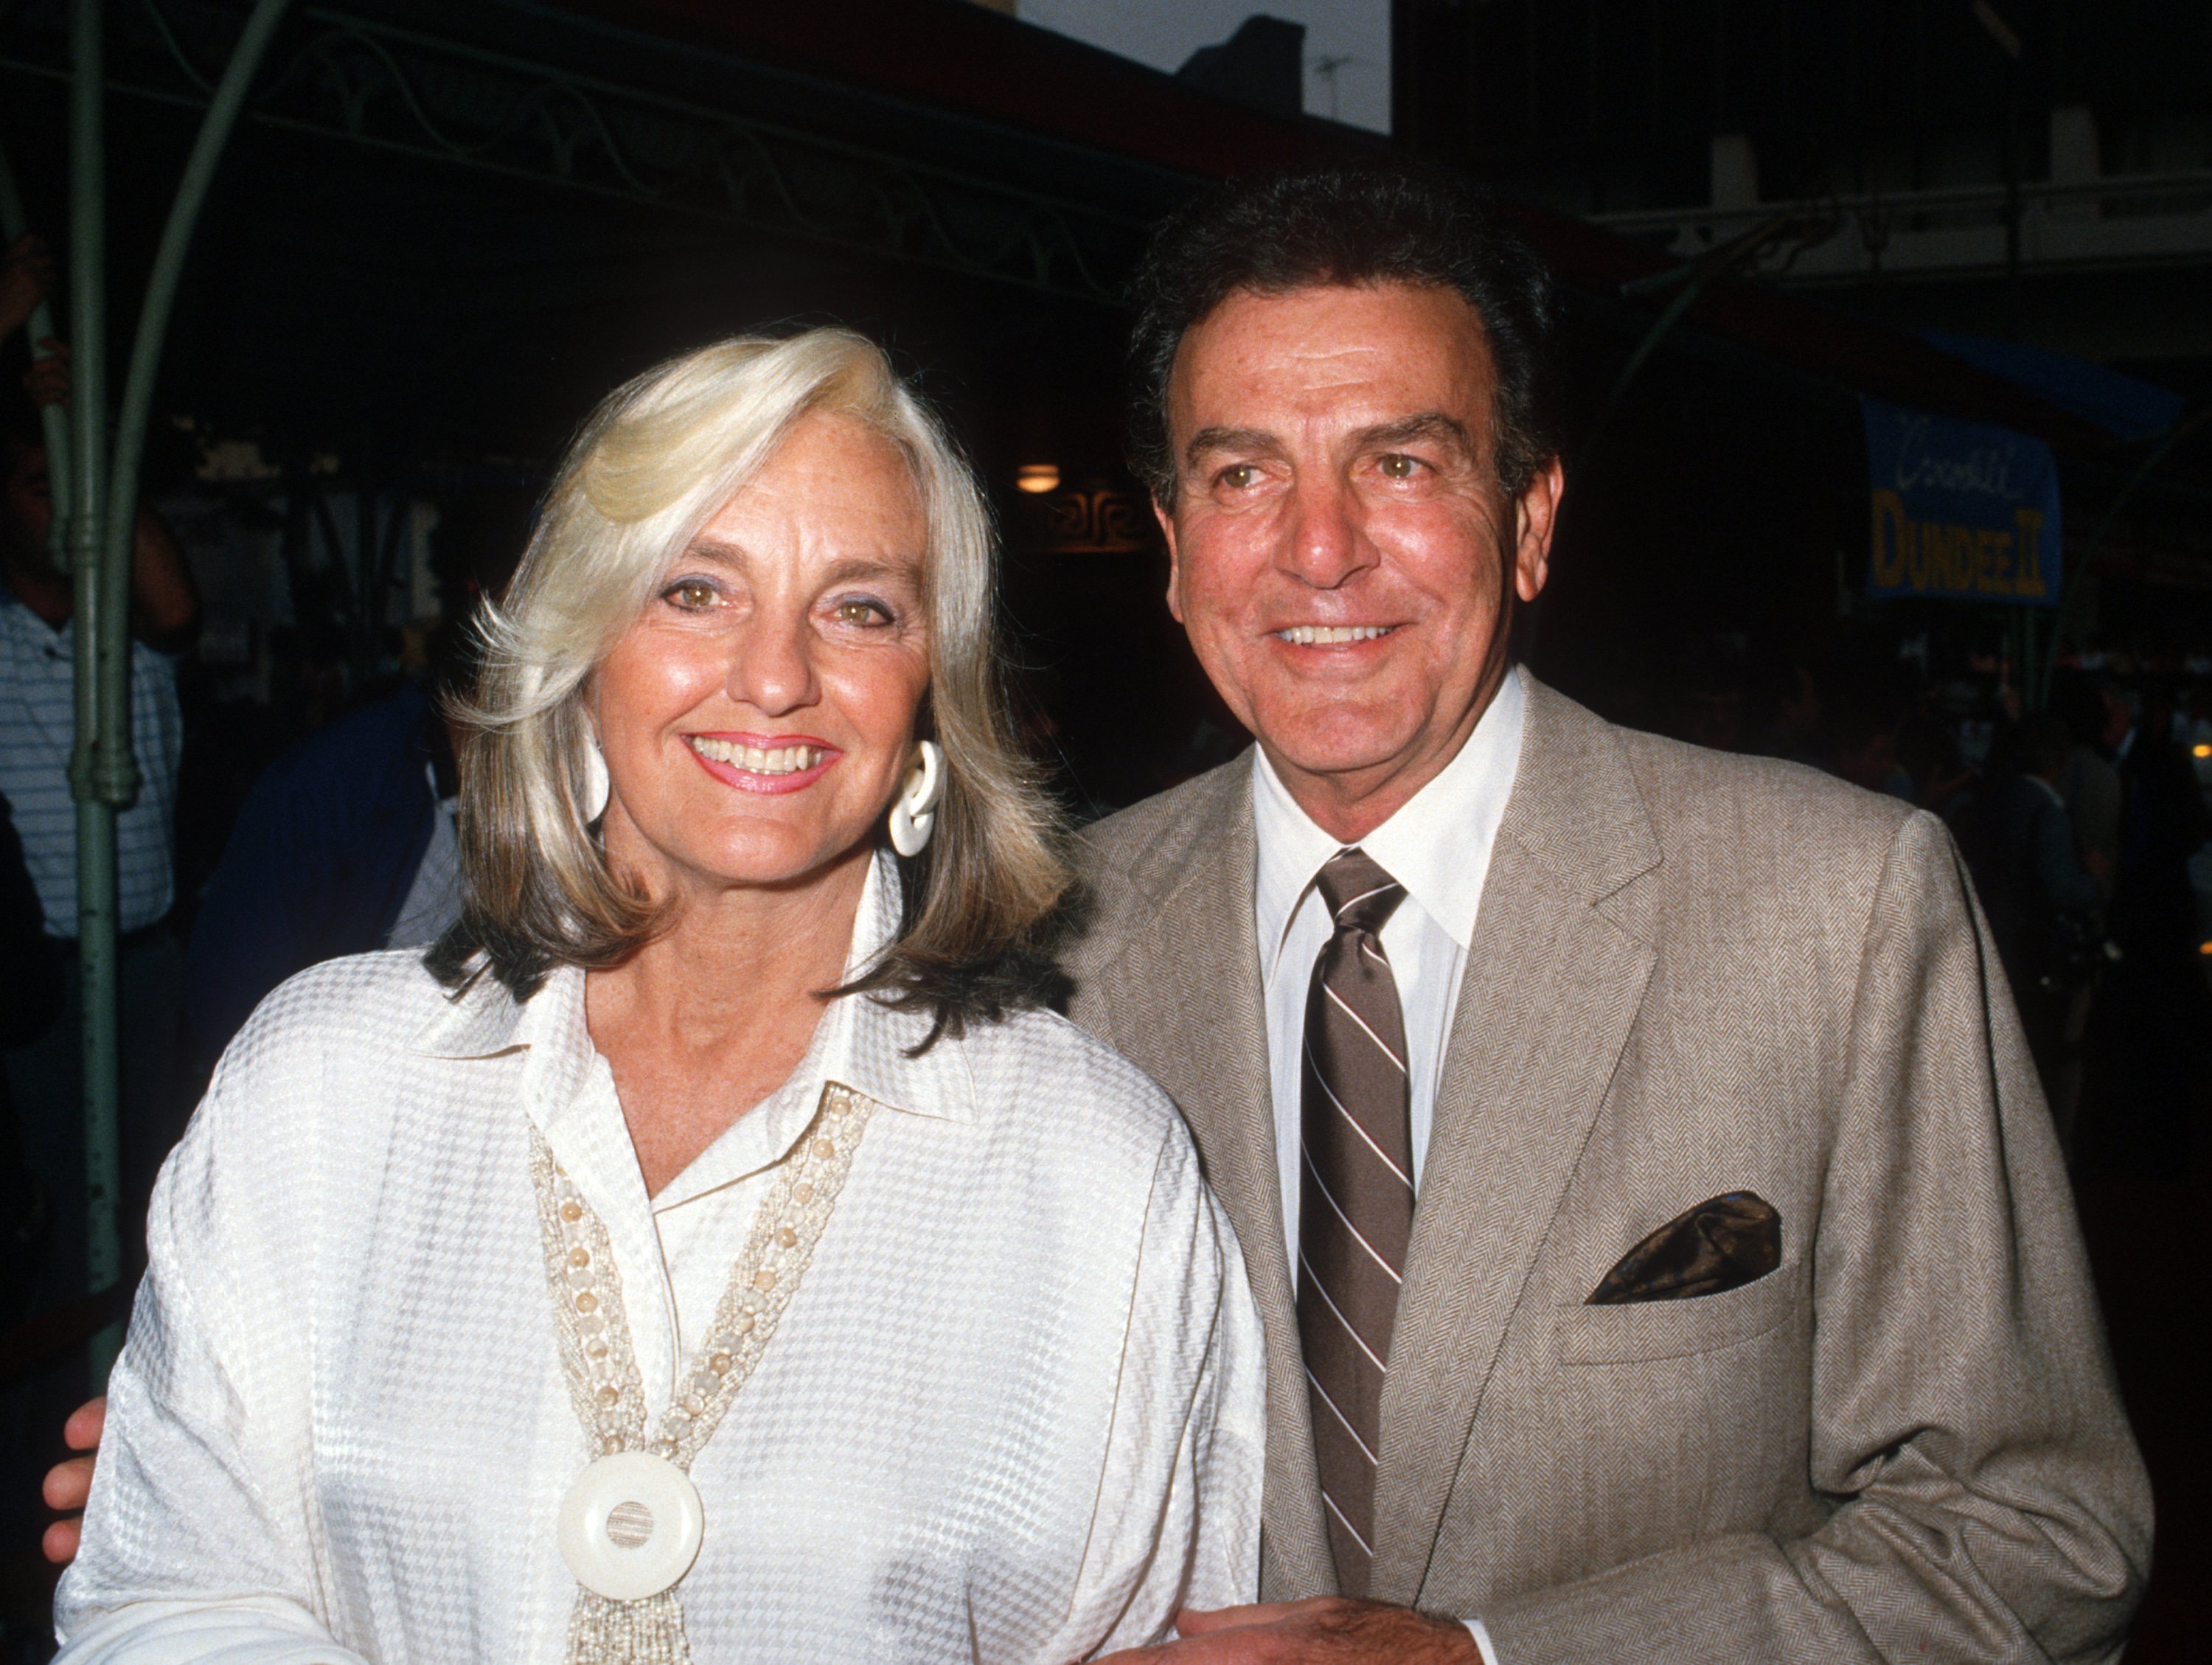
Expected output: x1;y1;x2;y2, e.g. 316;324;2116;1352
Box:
558;1451;703;1602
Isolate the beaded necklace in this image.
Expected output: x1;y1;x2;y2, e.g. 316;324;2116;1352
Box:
530;1082;876;1664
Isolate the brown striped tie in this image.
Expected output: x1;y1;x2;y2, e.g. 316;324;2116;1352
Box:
1297;847;1413;1596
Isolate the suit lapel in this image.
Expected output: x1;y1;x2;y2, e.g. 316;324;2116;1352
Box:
1368;681;1662;1605
1098;764;1337;1599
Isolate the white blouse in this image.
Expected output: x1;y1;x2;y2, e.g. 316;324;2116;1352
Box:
56;855;1263;1663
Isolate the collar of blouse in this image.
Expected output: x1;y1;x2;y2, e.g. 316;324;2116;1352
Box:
409;849;978;1215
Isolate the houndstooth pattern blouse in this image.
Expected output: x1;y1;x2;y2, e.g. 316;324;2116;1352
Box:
55;855;1263;1663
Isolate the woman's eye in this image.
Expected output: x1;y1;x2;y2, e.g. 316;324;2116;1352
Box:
832;599;890;626
664;578;719;610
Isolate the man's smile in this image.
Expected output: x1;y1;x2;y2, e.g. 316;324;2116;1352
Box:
1272;624;1399;647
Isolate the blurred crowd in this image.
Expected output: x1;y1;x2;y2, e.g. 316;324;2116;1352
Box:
1644;634;2212;1177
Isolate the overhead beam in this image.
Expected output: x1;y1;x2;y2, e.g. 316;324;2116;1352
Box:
0;1;1161;306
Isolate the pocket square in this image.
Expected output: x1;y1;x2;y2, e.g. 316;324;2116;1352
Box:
1586;1191;1781;1304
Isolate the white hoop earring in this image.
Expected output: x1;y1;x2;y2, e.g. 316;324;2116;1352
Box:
888;740;944;858
580;733;611;824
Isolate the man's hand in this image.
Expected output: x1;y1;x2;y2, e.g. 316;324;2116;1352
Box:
0;233;54;340
41;1394;105;1566
1095;1599;1482;1663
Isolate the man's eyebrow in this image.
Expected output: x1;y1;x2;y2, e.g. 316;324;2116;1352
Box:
1353;412;1475;455
1182;425;1282;467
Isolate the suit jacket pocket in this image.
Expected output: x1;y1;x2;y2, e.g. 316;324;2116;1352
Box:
1552;1265;1800;1364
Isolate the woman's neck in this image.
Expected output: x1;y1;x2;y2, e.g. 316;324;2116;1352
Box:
584;843;874;1198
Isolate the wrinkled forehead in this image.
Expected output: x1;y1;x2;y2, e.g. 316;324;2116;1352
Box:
1168;281;1498;434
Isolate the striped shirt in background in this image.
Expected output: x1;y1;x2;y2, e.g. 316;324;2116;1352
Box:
0;597;182;937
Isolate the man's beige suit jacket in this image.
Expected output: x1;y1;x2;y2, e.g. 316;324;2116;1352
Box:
1064;675;2150;1665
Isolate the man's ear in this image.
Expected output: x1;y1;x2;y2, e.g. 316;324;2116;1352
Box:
1155;497;1186;625
1512;456;1566;605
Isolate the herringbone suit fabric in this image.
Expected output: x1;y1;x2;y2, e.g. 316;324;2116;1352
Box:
1063;672;2151;1665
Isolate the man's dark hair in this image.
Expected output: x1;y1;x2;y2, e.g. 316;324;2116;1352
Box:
1125;168;1559;505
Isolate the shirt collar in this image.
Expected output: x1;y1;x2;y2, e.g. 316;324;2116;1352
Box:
413;847;977;1135
1251;666;1526;981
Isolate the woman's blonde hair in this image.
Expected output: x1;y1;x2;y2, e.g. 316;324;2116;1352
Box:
429;328;1072;1037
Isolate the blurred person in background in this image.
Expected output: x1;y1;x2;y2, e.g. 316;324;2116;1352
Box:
1;783;65;1325
2081;678;2211;1175
0;233;54;351
2053;673;2125;906
1819;677;1912;800
1966;714;2106;1155
180;492;532;1080
1655;635;1747;754
1895;705;1973;818
1742;655;1823;768
1;280;201;1318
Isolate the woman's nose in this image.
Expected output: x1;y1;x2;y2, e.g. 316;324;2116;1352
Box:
725;614;818;716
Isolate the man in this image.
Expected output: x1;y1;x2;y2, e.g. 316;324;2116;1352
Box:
1966;715;2104;1152
2;314;201;1318
179;492;529;1080
1068;171;2146;1662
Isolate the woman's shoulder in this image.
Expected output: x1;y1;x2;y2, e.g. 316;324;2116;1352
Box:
216;948;465;1084
952;1004;1192;1159
174;952;479;1203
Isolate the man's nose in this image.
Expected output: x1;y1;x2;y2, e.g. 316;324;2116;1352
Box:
726;612;819;716
1279;472;1371;589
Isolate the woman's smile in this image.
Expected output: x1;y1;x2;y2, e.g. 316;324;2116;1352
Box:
682;731;842;794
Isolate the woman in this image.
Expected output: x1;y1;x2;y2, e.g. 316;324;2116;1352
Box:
55;330;1262;1663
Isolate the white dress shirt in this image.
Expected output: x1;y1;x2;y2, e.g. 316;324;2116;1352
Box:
1251;672;1523;1665
58;854;1263;1664
1253;668;1525;1257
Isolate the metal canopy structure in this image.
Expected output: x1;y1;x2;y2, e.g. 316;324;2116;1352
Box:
1;0;1166;307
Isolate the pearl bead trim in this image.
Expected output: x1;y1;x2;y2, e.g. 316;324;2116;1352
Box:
531;1082;877;1661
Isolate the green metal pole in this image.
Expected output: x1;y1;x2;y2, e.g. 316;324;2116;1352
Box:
65;0;122;1388
0;142;74;569
69;0;294;1385
100;0;293;722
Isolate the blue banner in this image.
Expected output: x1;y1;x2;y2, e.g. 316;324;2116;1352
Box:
1861;397;2061;607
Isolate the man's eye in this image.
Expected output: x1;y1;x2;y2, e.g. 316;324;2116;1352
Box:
1218;464;1258;490
1378;453;1423;479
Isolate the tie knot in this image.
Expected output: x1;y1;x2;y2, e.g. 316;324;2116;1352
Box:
1316;848;1405;935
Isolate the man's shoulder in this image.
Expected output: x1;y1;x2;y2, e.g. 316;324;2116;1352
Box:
1523;678;1925;905
1621;725;1911;847
1072;754;1251;900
